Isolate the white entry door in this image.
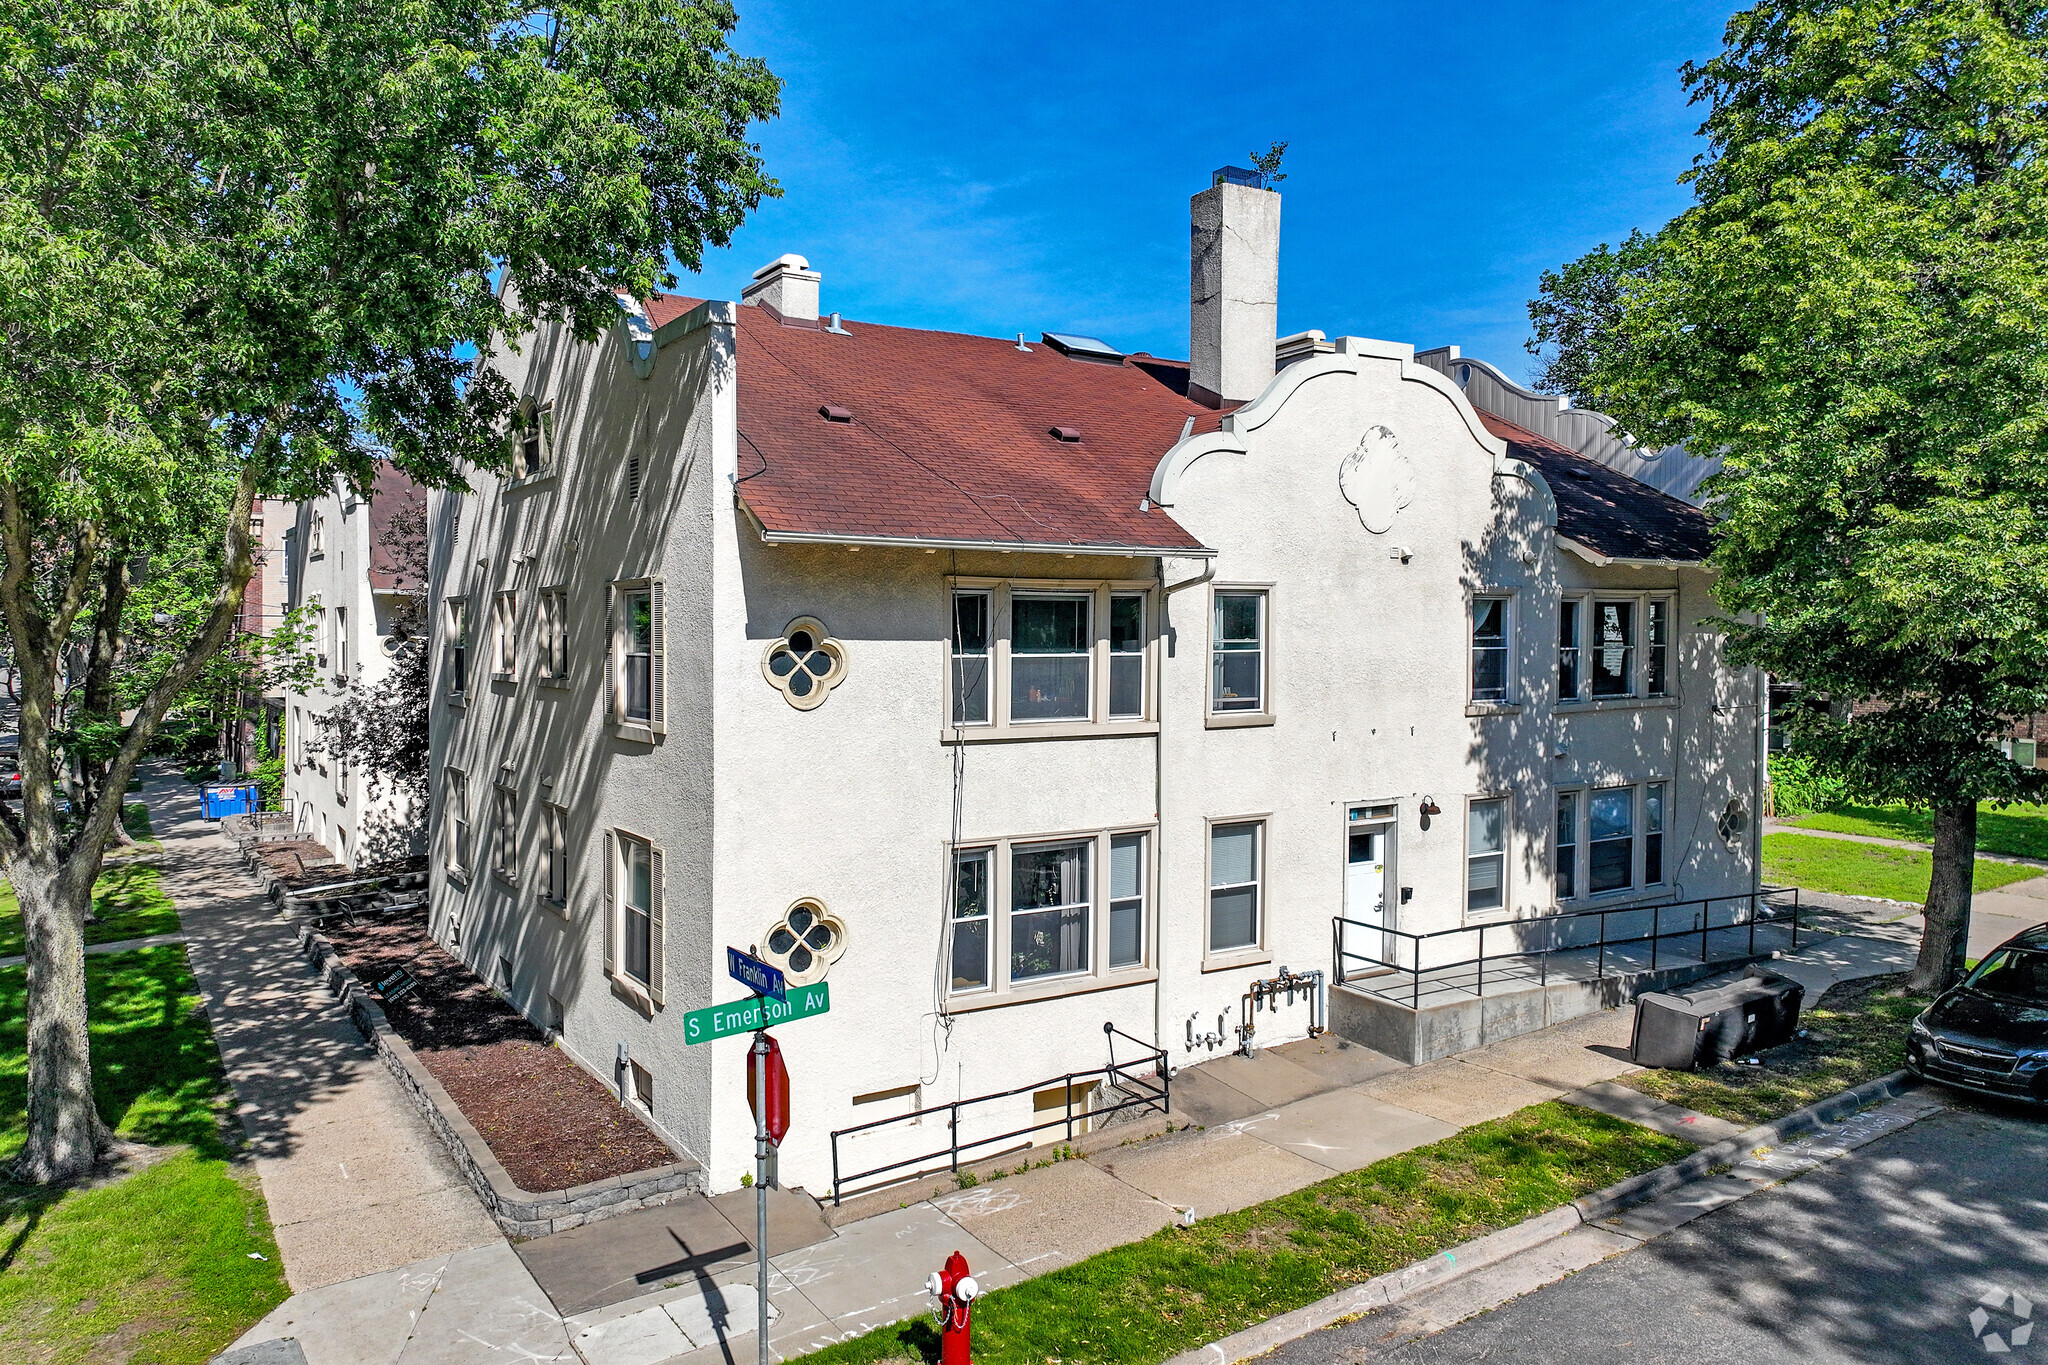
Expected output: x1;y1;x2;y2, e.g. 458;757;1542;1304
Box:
1342;807;1396;976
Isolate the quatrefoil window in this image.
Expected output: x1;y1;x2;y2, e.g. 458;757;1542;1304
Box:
762;900;847;986
762;616;846;710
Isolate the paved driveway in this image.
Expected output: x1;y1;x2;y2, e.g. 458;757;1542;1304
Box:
1267;1100;2048;1365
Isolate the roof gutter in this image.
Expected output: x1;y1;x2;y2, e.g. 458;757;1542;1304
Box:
751;525;1218;559
1556;535;1703;570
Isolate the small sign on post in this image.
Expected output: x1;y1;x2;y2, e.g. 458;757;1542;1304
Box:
727;946;787;1001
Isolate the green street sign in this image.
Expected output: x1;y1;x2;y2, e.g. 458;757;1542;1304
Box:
682;982;831;1045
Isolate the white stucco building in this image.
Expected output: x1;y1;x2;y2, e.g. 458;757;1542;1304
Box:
283;466;427;866
429;168;1763;1198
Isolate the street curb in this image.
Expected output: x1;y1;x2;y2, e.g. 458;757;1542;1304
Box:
1162;1069;1919;1365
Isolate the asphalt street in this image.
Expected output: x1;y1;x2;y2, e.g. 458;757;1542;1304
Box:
1266;1100;2048;1364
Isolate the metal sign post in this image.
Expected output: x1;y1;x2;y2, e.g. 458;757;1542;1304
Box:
752;1029;770;1365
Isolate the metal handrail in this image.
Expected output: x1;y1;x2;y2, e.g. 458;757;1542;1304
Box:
828;1021;1169;1205
1332;886;1804;1009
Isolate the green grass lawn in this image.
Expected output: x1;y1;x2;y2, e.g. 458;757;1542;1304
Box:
1762;831;2040;903
0;863;181;960
1789;801;2048;861
792;1103;1689;1365
0;947;288;1363
1620;972;1931;1127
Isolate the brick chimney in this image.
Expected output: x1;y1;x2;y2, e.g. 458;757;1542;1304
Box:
1189;168;1280;408
741;253;821;323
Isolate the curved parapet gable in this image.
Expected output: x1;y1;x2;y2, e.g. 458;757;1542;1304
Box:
1413;346;1718;505
1148;336;1515;508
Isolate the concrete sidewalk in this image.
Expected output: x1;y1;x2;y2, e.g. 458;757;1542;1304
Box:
135;768;500;1294
226;913;1922;1365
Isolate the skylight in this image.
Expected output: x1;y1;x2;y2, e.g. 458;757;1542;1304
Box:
1041;333;1123;363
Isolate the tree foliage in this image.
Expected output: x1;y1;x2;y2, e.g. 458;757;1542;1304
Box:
1;0;779;1180
1528;0;2048;990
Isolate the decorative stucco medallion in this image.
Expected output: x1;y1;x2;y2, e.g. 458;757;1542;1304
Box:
1338;424;1416;534
762;616;846;710
760;899;847;986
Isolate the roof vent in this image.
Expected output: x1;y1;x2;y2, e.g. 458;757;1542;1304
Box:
1041;332;1123;364
1048;426;1082;443
819;405;853;423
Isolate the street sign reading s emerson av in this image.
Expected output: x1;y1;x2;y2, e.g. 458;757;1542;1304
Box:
727;946;787;1001
683;982;829;1045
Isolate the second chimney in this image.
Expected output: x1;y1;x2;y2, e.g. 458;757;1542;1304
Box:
1189;168;1280;408
741;253;821;323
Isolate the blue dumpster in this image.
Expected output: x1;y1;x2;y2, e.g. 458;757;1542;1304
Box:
200;783;259;819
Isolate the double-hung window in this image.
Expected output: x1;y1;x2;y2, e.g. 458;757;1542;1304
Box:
1208;821;1262;953
605;830;661;1000
1109;833;1146;968
493;591;518;681
1471;598;1510;701
538;588;568;682
1557;600;1581;701
447;599;469;700
1644;782;1666;885
1011;840;1090;980
950;591;991;726
1555;792;1577;899
492;783;517;882
445;769;469;876
1589;788;1635;894
946;828;1151;997
1211;591;1266;714
1109;595;1145;720
1646;600;1670;697
1591;601;1634;697
334;607;349;681
607;580;664;734
1466;798;1507;912
951;849;992;991
542;803;568;905
511;401;555;479
1011;594;1091;722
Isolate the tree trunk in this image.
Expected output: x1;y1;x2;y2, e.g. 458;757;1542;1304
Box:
11;859;112;1181
1911;801;1978;994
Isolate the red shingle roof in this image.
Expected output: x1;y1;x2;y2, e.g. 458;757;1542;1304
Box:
730;309;1214;554
367;464;426;591
1479;413;1715;564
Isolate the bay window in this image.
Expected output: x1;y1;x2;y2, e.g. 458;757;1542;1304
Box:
944;580;1156;734
1558;593;1675;703
945;827;1152;998
1555;782;1668;900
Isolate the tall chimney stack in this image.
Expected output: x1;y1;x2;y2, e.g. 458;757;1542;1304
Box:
1189;167;1280;408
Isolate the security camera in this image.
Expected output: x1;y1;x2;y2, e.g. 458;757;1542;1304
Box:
955;1276;980;1302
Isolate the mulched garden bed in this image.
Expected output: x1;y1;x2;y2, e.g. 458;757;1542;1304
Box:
321;907;676;1192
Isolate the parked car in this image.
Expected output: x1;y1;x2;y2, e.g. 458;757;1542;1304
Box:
1907;925;2048;1104
0;766;20;799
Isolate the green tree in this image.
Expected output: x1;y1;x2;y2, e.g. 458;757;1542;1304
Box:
1528;0;2048;993
2;0;778;1182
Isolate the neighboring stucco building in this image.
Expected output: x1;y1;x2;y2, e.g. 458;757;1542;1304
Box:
283;465;427;865
428;169;1763;1197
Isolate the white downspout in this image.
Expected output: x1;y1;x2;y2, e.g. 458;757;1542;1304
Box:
1155;555;1218;1063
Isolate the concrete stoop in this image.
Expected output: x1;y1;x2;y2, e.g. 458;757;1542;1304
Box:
1330;952;1778;1066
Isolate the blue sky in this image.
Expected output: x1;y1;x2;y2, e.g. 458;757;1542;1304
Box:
684;2;1736;388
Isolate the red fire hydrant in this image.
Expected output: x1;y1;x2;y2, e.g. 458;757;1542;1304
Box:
926;1249;979;1364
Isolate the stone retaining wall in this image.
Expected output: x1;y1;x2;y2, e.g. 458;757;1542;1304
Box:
296;922;703;1237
